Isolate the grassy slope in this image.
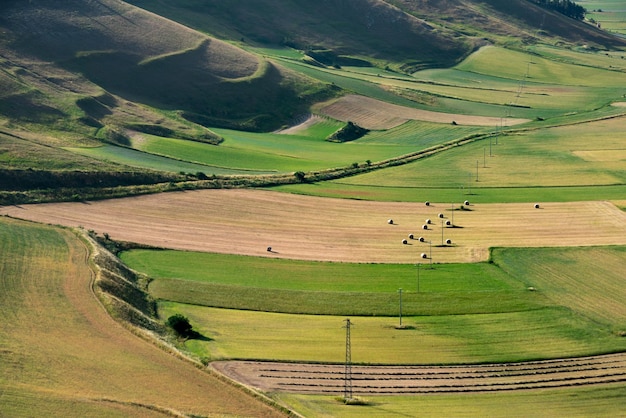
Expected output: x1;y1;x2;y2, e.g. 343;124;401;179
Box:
0;217;286;417
125;0;475;71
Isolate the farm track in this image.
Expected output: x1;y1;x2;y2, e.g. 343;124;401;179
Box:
212;353;626;395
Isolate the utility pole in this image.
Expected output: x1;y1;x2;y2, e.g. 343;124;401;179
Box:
416;263;420;293
398;289;403;328
343;319;353;400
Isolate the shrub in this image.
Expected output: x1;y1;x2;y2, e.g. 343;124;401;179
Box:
167;314;193;338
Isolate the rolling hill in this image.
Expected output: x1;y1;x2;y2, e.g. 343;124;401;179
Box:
1;0;625;201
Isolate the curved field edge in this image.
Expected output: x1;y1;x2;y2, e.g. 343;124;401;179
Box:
0;216;288;418
139;245;626;365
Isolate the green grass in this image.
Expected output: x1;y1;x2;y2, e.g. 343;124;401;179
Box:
493;246;626;330
65;144;262;175
275;385;626;418
581;0;626;35
271;112;626;202
122;249;542;316
128;127;423;173
271;183;626;204
128;246;626;363
161;302;626;364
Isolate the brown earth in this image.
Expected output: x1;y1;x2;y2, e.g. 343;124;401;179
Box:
212;354;626;395
2;189;626;264
318;94;531;130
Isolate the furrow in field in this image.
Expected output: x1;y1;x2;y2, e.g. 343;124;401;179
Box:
212;354;626;395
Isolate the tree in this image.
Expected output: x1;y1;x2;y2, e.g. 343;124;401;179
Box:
294;171;306;182
167;314;193;338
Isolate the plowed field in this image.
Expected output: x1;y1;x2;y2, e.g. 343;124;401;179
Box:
212;354;626;395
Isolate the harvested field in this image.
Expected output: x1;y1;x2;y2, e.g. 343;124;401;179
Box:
213;354;626;395
318;95;530;130
0;217;285;417
2;189;626;263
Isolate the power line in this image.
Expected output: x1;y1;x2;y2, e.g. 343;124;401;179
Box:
343;318;353;400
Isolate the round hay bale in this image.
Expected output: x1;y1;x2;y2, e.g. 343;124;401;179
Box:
418;237;425;242
267;246;272;252
426;219;431;224
464;200;470;206
421;253;428;259
422;224;428;230
425;201;430;206
445;220;452;226
438;213;444;218
402;239;408;245
534;203;540;209
408;234;414;240
446;239;452;245
388;219;394;224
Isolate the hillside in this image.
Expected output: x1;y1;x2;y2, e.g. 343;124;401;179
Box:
1;0;626;203
0;0;335;135
128;0;626;70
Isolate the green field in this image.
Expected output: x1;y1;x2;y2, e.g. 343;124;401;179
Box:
123;245;626;364
276;385;626;418
272;110;626;202
581;0;626;35
46;46;626;182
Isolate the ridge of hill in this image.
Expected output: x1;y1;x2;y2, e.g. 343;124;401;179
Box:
0;0;336;136
128;0;626;71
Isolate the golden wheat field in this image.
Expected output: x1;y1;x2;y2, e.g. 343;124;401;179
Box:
2;189;625;263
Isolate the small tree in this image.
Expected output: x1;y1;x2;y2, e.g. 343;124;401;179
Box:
167;314;193;338
294;171;306;182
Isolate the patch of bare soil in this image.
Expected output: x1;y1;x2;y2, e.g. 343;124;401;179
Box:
2;190;626;264
276;114;323;135
212;354;626;395
318;95;531;129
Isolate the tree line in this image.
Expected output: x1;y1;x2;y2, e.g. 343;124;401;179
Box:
529;0;586;21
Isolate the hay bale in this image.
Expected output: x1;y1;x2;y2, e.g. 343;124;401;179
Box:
418;237;425;242
425;201;430;206
408;234;414;240
446;239;452;245
445;220;451;226
464;200;470;206
534;204;540;209
438;213;444;218
388;219;394;224
421;253;428;259
267;246;272;252
422;224;428;230
402;239;408;245
426;219;431;224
